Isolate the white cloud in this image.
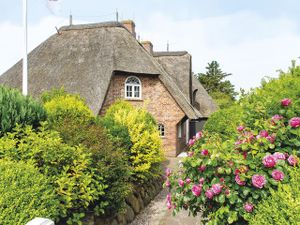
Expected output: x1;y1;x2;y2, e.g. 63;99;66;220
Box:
0;11;300;91
137;11;300;90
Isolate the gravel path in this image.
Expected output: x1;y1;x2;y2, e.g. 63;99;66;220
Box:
129;157;203;225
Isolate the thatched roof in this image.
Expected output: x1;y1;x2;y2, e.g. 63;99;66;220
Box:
154;51;217;117
0;21;215;119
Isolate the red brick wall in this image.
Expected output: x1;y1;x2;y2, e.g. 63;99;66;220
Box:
100;73;186;156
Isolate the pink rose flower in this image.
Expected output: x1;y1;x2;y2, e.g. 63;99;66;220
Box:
281;98;292;106
191;185;202;196
235;140;243;146
272;170;284;181
188;139;195;146
195;131;203;140
167;201;172;209
225;189;230;196
235;175;246;186
252;174;266;189
237;125;245;132
288;155;298;166
199;177;205;184
165;179;171;187
260;130;269;138
272;114;283;121
178;179;185;187
205;189;214;199
198;165;206;172
186;178;192;184
289;117;300;128
266;134;276;143
201;149;209;156
244;203;254;213
166;193;171;202
165;168;171;177
262;154;276;168
211;183;222;195
273;152;286;161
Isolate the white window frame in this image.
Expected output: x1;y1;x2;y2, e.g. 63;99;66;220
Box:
158;124;165;137
178;122;182;138
124;76;142;100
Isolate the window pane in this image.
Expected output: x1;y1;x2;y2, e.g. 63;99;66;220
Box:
134;86;140;98
126;77;140;84
126;85;132;97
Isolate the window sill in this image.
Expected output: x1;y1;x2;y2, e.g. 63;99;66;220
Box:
125;98;143;102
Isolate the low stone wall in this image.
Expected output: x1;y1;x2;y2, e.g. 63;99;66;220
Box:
82;177;164;225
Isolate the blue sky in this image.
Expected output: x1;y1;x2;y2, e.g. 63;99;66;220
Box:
1;0;300;90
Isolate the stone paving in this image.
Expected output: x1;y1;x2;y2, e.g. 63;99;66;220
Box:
129;157;203;225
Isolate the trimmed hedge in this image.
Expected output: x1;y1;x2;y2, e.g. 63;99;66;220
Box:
0;159;59;225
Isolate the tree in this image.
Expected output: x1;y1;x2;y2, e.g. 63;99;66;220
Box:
196;61;237;108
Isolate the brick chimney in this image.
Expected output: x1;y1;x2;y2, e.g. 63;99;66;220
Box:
141;41;153;55
121;20;136;38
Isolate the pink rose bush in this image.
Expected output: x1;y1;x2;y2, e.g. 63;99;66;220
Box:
165;97;300;224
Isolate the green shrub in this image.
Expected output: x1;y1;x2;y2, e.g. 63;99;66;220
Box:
0;85;46;135
0;124;106;224
204;104;243;139
0;159;59;225
43;89;94;125
102;100;164;182
53;118;131;216
249;168;300;225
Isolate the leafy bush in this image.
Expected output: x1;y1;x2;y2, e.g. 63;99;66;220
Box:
167;63;300;224
0;85;46;135
102;100;164;182
249;168;300;225
204;104;243;139
43;89;94;125
0;124;106;224
0;159;59;225
53;118;131;216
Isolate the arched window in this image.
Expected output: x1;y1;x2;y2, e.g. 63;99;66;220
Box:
125;76;142;99
158;124;165;137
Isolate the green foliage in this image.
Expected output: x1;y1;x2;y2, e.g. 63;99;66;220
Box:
249;168;300;225
0;85;46;135
210;91;236;109
43;89;94;125
168;61;300;224
0;124;106;224
204;104;243;139
0;159;60;225
53;118;131;216
196;61;237;107
102;100;164;182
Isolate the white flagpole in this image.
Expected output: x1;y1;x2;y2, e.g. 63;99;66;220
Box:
22;0;28;96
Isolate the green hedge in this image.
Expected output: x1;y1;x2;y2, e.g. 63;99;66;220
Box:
249;168;300;225
0;159;59;225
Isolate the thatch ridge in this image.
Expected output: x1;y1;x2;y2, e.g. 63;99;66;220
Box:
153;51;188;57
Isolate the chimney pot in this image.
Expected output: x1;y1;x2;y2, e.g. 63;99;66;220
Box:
141;41;153;55
121;20;136;38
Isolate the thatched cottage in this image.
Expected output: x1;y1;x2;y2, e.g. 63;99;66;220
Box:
0;20;216;156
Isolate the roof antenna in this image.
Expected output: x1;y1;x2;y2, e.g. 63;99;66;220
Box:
167;41;169;52
69;13;73;26
55;26;61;35
116;8;119;22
